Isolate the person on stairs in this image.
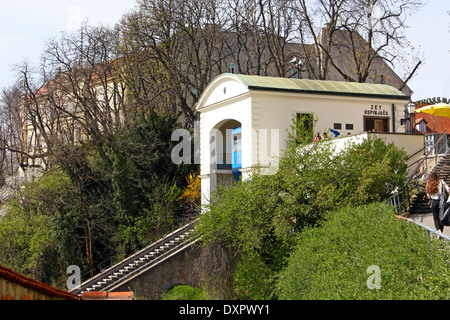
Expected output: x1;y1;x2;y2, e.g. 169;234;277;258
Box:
426;171;450;233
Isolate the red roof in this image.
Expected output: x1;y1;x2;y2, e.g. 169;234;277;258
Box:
0;264;80;300
413;112;450;134
415;117;428;125
81;291;134;300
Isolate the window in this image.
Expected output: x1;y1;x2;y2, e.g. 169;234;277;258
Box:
76;128;82;143
295;113;314;143
67;98;74;113
228;62;236;74
364;117;389;133
346;124;354;130
334;123;342;130
418;120;427;133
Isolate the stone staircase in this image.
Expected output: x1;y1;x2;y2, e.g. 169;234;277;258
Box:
432;153;450;184
71;219;198;295
409;181;430;215
410;152;450;215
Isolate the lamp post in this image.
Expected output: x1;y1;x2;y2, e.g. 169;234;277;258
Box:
290;57;305;79
404;102;416;133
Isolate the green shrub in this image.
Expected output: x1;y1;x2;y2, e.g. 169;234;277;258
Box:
196;136;408;299
234;251;278;300
0;171;81;285
161;285;209;300
277;203;450;300
107;113;197;246
0;112;198;287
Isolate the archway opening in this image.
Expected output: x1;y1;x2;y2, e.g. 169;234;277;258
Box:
210;119;242;188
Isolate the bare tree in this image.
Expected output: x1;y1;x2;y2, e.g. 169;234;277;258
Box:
219;0;298;77
42;24;126;149
0;85;29;178
118;0;302;127
118;0;231;126
291;0;424;93
15;23;126;273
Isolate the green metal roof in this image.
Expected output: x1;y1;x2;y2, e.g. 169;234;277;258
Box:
232;74;410;100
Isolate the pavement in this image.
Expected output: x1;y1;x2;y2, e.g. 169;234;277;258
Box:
407;212;450;237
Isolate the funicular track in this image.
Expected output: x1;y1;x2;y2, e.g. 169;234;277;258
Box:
71;219;199;295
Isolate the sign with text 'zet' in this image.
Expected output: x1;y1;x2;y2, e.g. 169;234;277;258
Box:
364;105;389;116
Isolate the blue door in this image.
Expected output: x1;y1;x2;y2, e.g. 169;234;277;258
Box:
231;127;242;182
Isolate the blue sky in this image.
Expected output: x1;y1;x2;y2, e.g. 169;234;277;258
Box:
0;0;137;89
0;0;449;101
405;0;450;101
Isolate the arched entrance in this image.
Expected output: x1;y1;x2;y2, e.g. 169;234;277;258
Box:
210;119;242;189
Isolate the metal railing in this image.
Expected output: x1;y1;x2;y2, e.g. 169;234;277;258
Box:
395;215;450;242
70;209;200;291
385;131;450;244
102;229;200;292
400;132;449;214
406;132;447;186
386;192;408;215
71;219;199;294
385;198;450;243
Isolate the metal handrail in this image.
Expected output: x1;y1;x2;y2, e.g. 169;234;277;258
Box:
406;131;447;186
71;218;199;294
385;198;450;243
401;132;449;214
386;192;408;215
395;215;450;242
407;152;444;170
73;208;200;290
102;234;201;292
408;146;425;161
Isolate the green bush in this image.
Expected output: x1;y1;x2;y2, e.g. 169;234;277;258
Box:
107;113;196;246
161;285;209;300
196;136;408;299
277;203;450;300
0;171;82;286
0;112;198;287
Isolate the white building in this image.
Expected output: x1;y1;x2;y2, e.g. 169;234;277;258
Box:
196;74;422;206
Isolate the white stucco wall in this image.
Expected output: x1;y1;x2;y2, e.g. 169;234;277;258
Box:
250;91;407;141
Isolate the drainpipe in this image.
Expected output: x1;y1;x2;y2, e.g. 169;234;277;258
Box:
392;104;396;133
